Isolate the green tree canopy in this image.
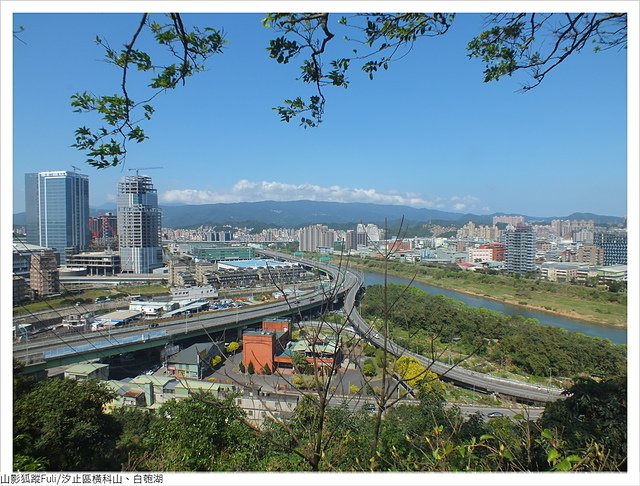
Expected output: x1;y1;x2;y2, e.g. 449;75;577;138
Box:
14;379;120;471
142;392;257;471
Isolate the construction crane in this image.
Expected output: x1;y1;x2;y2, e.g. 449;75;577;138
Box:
127;166;163;176
71;165;82;172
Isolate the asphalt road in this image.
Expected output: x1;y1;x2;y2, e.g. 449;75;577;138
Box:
16;251;564;406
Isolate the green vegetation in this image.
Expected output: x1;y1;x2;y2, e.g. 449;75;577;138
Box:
361;284;626;380
13;378;120;471
13;376;626;472
13;289;114;316
115;283;169;296
347;258;626;327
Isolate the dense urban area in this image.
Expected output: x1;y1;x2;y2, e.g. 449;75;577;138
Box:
12;171;627;473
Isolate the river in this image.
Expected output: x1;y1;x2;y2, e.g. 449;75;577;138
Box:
362;272;627;345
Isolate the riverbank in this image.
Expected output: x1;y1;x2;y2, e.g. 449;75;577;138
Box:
341;258;627;328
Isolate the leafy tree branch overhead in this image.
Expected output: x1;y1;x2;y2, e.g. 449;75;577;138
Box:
71;12;627;169
71;13;226;168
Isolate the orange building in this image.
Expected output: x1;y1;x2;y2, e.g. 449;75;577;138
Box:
479;243;506;261
243;330;277;373
242;317;342;374
243;318;291;373
262;318;291;334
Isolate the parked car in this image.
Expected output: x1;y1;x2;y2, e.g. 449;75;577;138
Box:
364;402;376;413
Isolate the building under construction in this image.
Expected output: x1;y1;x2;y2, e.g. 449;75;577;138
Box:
117;175;163;273
89;212;118;249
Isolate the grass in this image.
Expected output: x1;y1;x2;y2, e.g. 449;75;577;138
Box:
343;257;626;327
115;283;169;296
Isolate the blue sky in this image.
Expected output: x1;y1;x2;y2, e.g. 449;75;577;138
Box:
11;11;628;217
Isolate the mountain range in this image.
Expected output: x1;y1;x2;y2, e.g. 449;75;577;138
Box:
12;200;626;228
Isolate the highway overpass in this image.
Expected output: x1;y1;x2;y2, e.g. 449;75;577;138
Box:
13;286;346;374
262;251;563;405
16;250;563;405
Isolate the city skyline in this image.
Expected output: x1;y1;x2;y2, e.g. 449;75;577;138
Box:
9;9;631;217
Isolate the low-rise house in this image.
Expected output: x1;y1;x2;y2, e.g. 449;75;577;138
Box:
62;312;96;329
129;375;179;405
64;362;109;381
236;387;299;427
102;374;237;411
122;389;147;408
129;300;179;317
166;379;237;400
167;342;224;379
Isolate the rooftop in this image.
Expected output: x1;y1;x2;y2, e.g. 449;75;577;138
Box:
130;375;176;387
65;363;109;375
167;342;223;365
219;259;292;269
287;338;338;356
174;379;236;393
98;310;143;321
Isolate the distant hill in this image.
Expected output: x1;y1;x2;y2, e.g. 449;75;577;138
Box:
13;200;626;228
563;212;626;225
158;200;465;228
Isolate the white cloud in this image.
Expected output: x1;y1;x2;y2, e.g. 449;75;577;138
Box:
160;180;485;212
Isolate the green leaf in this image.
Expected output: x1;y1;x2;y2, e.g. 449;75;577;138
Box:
547;449;560;463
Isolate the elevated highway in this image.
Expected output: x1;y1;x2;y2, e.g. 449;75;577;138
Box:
262;250;563;405
13;285;344;374
16;250;563;405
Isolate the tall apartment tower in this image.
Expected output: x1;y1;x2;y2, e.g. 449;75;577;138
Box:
117;175;162;273
593;231;627;266
25;170;90;265
505;224;536;274
299;224;335;252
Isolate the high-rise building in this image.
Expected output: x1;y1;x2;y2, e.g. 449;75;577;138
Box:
594;231;627;266
117;175;162;273
345;230;358;251
25;171;90;265
505;224;535;274
299;224;335;252
29;249;60;298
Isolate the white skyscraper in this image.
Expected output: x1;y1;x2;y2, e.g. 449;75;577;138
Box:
117;175;162;273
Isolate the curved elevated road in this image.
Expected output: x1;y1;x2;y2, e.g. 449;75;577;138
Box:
16;250;563;404
263;251;563;405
